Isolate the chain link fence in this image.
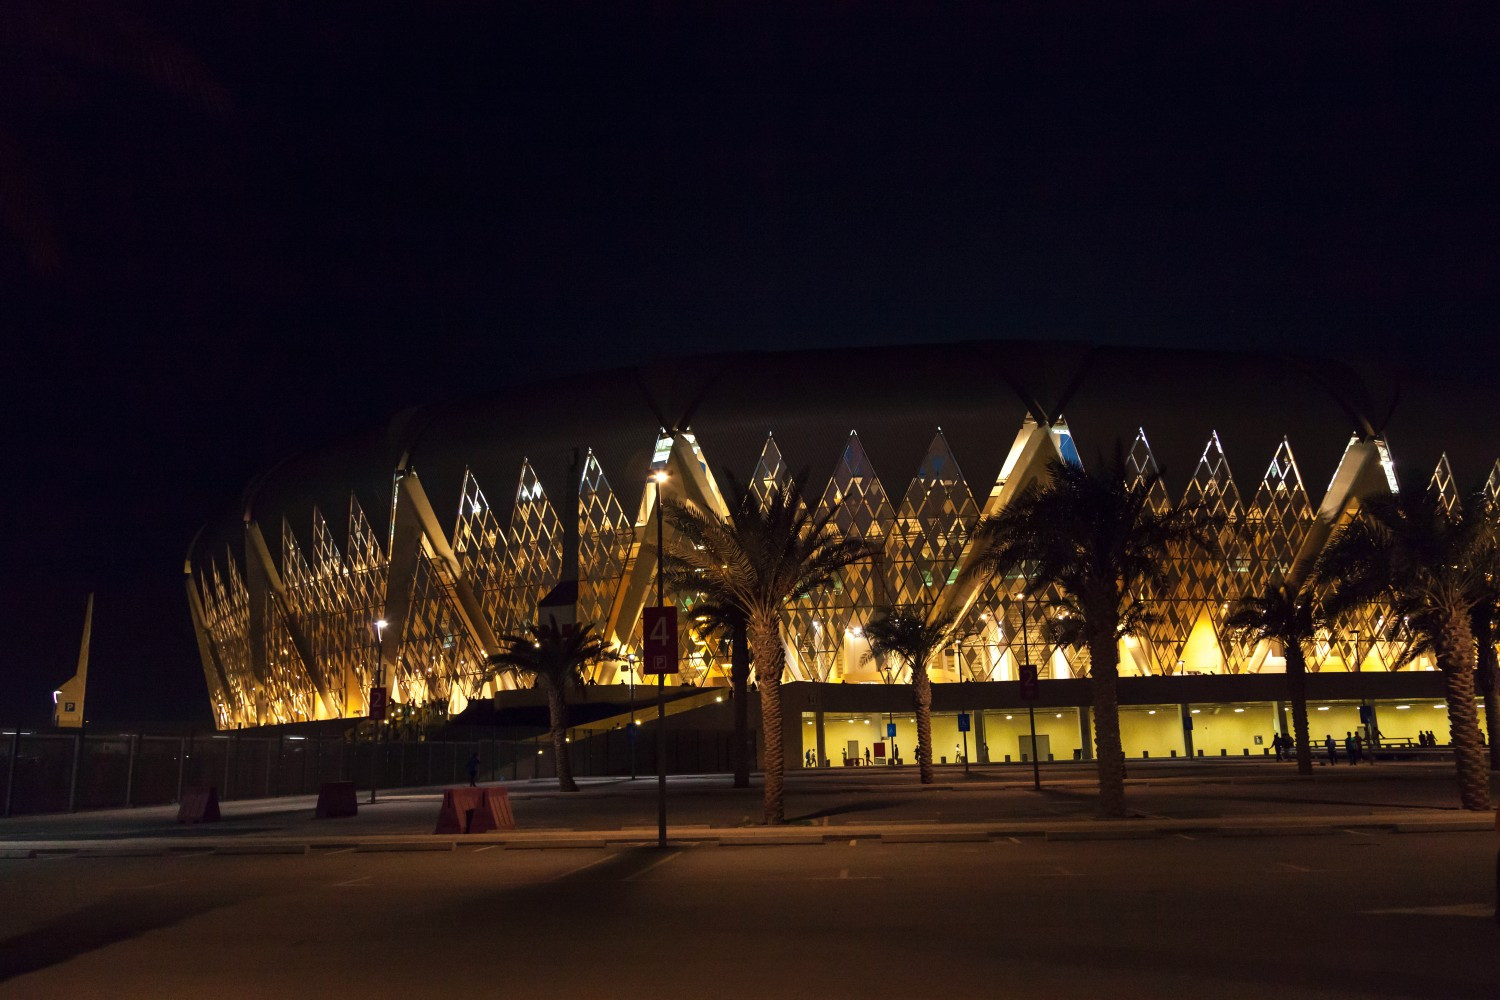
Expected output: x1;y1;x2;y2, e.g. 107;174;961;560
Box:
1;724;748;818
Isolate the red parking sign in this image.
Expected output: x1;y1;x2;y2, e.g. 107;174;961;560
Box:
369;685;388;720
642;607;678;675
1018;664;1039;701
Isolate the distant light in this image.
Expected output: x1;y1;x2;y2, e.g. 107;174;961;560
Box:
1396;704;1410;710
1191;709;1201;714
52;690;60;704
1147;710;1156;715
1433;704;1446;709
1005;715;1013;720
537;750;544;755
1317;706;1330;711
376;619;388;630
652;470;669;484
1233;708;1244;713
715;696;723;703
1055;713;1062;718
850;626;863;637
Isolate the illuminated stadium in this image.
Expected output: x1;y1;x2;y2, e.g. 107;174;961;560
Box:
186;341;1495;759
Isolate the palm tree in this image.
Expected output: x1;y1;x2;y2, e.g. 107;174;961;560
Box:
860;606;964;784
663;472;878;824
1224;582;1319;775
1316;490;1497;811
964;455;1212;818
486;617;616;793
689;599;753;788
1470;594;1500;771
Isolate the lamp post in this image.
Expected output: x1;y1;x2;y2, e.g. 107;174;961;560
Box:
627;653;638;780
652;468;669;847
370;617;387;804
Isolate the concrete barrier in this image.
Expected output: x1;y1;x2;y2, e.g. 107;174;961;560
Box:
177;786;221;824
315;781;359;819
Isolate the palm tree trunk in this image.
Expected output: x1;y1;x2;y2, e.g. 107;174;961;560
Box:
1434;609;1491;811
731;615;751;788
1285;644;1314;776
1087;630;1127;818
750;618;786;824
913;660;935;784
1474;619;1500;771
546;685;578;793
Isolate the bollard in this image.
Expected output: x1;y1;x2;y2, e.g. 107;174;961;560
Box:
224;735;234;800
176;736;188;803
124;733;138;807
4;728;20;818
67;734;82;812
266;736;279;797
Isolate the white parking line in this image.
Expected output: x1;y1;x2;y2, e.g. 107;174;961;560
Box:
624;851;681;881
1175;833;1197;841
131;879;187;890
549;854;614;882
332;875;372;887
471;844;500;853
1362;903;1494;918
1276;862;1313;872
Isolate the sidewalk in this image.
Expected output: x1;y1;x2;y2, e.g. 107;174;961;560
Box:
0;760;1493;854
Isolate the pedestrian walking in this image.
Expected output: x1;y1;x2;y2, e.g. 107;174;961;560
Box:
1354;731;1365;763
466;751;480;787
1325;734;1338;765
1344;732;1357;765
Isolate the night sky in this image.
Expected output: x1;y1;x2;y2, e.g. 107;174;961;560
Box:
4;2;1498;726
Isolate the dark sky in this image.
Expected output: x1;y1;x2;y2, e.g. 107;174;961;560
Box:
3;1;1499;726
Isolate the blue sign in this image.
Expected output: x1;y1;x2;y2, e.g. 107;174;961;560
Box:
957;712;970;733
886;723;896;738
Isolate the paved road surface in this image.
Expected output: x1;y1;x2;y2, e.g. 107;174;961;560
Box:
3;827;1495;998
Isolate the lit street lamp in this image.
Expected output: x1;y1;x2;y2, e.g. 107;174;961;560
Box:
370;617;388;804
652;468;669;847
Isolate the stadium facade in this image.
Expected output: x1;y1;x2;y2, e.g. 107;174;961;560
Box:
186;341;1496;754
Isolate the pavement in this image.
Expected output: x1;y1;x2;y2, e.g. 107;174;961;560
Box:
1;759;1495;854
3;761;1497;997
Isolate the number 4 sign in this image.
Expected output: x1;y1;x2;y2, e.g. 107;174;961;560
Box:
642;607;678;674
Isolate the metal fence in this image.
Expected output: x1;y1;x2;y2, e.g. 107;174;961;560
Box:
1;724;749;818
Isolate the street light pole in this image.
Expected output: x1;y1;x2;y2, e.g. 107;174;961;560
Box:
628;654;638;780
654;470;669;848
370;617;387;805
